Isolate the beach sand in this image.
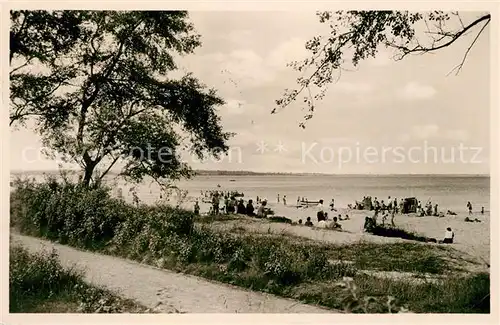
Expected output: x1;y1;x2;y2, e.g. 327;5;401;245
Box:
113;184;489;266
185;197;490;264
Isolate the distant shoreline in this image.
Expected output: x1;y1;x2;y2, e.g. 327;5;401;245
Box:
10;169;490;178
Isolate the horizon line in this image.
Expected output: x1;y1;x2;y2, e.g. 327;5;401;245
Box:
10;168;491;177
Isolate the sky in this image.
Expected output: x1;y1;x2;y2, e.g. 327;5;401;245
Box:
10;11;491;174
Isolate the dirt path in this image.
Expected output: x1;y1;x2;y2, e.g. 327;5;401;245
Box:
11;234;333;313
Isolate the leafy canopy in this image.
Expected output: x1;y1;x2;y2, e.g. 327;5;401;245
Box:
273;11;490;128
10;10;232;187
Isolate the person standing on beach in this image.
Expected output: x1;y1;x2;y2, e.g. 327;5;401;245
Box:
283;195;287;205
229;196;237;214
317;199;325;222
277;193;280;203
317;199;324;211
481;207;484;215
373;198;380;223
390;209;396;227
330;198;335;211
390;198;397;226
212;193;220;215
467;201;473;215
194;201;200;215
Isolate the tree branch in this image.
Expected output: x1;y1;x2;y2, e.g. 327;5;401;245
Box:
10;58;34;74
447;18;490;76
387;14;490;58
272;32;353;114
77;18;146;158
97;106;151;159
10;12;28;63
98;154;121;181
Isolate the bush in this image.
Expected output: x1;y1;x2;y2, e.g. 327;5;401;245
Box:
9;245;148;313
10;246;82;311
264;247;302;285
228;248;249;272
268;216;293;224
10;177;123;248
11;178;195;252
353;272;490;313
369;224;430;242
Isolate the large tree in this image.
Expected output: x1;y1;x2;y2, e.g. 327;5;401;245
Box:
274;11;491;128
10;10;231;187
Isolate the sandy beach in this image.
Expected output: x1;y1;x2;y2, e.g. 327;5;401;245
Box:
184;197;490;264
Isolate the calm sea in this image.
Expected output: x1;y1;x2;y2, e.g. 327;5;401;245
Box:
11;173;490;214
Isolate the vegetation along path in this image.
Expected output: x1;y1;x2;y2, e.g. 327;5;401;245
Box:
11;234;333;313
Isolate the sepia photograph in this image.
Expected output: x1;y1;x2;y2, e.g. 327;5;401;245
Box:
7;7;493;316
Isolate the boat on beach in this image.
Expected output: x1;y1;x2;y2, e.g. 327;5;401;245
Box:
297;200;321;207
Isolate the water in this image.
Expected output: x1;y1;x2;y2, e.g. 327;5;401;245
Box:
176;175;490;214
12;173;490;214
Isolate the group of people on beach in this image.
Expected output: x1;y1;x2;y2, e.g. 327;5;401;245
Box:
196;191;348;231
197;190;275;219
193;189;487;246
287;199;347;230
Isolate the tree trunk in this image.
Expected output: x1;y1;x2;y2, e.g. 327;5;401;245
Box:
82;167;93;187
82;161;96;187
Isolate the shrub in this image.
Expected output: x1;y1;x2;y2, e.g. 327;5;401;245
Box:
264;247;302;285
268;216;292;224
369;224;430;242
353;272;490;313
228;248;248;271
335;277;412;313
10;177;123;248
9;245;148;313
10;246;82;309
11;178;195;251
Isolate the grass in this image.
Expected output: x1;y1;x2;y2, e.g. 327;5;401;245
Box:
9;245;149;313
195;214;242;224
291;272;490;313
9;177;490;313
327;242;453;274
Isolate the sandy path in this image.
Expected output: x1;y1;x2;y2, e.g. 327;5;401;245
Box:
11;234;334;313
